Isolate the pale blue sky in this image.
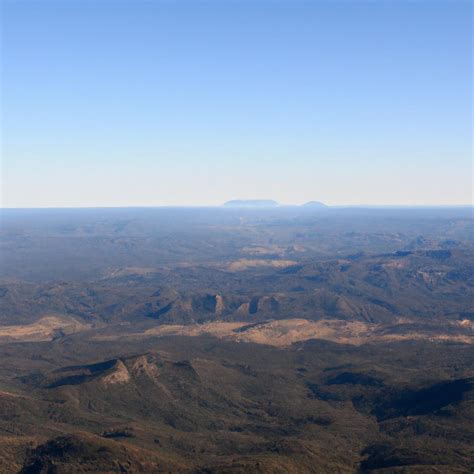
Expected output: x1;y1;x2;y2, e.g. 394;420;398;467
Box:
1;0;472;207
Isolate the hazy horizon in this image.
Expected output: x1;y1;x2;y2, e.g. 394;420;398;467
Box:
2;1;472;207
1;201;473;210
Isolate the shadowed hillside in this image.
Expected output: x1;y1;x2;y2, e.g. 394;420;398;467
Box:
0;207;472;472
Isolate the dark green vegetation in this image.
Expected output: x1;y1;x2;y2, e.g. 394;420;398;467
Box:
0;207;473;472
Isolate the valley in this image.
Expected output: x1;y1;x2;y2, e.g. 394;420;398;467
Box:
0;207;472;472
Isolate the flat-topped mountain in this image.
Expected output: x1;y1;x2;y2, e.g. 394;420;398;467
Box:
223;199;279;207
303;201;328;208
223;200;329;208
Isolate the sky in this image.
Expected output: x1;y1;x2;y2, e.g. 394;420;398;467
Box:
1;0;472;207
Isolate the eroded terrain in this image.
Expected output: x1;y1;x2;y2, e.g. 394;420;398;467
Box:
0;207;472;472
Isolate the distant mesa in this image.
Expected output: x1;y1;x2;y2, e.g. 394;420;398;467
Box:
224;200;279;208
223;200;328;208
302;201;328;208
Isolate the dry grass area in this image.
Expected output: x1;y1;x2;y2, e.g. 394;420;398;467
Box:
232;319;372;346
95;318;474;346
240;244;305;256
105;267;159;278
0;316;90;342
240;245;286;256
3;315;471;346
227;259;297;271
